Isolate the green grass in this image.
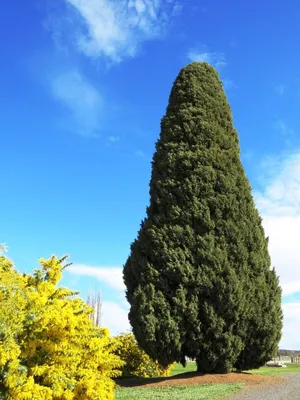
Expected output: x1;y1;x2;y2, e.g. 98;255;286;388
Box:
248;363;300;376
116;383;242;400
171;361;300;376
170;362;197;376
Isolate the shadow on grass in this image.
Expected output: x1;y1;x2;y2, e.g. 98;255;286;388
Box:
116;371;253;388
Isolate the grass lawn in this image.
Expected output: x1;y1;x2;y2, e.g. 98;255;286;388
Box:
116;383;242;400
249;363;300;376
171;361;300;376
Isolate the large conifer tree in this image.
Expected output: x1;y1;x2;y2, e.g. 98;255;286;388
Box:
123;62;282;373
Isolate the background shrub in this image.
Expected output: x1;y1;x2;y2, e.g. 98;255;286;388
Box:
113;333;172;378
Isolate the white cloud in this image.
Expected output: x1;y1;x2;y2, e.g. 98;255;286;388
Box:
281;303;300;349
255;151;300;297
187;49;227;69
102;301;130;335
54;0;181;62
51;70;102;136
255;151;300;348
69;264;125;291
255;152;300;219
67;265;130;334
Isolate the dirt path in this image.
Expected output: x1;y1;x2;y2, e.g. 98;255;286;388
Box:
226;373;300;400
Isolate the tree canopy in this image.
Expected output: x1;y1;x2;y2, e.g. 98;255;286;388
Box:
123;62;282;373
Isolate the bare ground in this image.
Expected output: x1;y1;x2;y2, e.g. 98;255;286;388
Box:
117;371;285;390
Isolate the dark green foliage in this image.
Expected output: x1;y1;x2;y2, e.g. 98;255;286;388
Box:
123;62;282;373
234;265;282;370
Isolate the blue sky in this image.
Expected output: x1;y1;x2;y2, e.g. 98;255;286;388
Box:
1;0;300;348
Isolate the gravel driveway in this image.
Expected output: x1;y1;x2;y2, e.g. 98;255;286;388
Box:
227;373;300;400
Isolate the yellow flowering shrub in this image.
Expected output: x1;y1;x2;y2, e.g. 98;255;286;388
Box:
112;333;173;378
0;254;123;400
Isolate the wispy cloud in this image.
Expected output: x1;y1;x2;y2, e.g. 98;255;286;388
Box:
241;150;253;162
51;70;102;136
68;264;125;291
222;79;235;91
274;84;287;96
135;149;145;157
106;135;121;147
187;49;227;69
51;0;181;62
108;136;120;143
275;120;294;137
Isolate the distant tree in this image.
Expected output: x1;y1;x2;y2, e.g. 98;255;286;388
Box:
123;62;282;373
87;289;102;327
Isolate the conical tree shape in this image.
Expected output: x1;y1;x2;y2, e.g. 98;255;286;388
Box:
123;62;282;373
